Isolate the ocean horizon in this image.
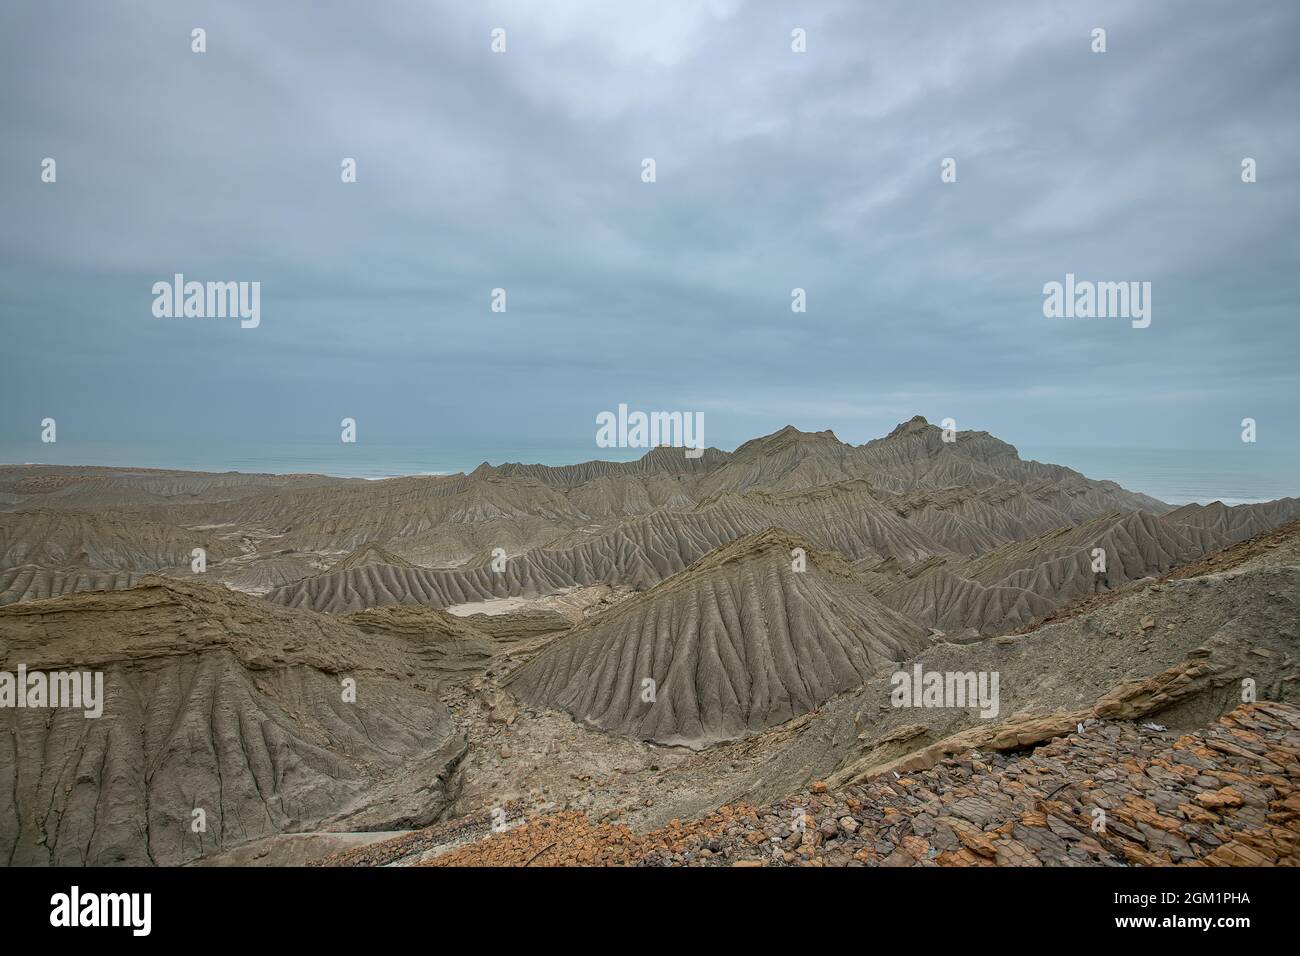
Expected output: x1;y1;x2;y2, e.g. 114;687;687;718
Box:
2;439;1294;507
1017;446;1299;507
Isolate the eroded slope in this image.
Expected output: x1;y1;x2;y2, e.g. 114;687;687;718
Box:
0;578;476;865
504;529;930;747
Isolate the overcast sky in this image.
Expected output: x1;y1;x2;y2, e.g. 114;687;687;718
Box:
1;0;1297;460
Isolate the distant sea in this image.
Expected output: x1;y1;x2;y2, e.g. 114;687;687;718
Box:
1;440;1295;507
1018;447;1299;506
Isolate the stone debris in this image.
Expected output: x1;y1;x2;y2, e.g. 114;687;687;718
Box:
309;802;529;867
385;703;1300;867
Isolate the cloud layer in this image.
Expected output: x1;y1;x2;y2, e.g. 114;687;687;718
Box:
1;0;1297;456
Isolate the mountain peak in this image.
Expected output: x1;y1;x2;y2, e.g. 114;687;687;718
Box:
732;425;844;458
886;415;932;438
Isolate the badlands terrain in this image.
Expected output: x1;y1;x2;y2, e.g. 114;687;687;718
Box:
1;416;1297;866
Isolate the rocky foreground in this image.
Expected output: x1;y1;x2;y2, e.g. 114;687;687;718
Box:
316;702;1300;866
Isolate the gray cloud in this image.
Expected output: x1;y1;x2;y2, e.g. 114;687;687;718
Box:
1;0;1296;458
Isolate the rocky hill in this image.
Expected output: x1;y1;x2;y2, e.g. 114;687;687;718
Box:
0;578;476;865
505;529;929;746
